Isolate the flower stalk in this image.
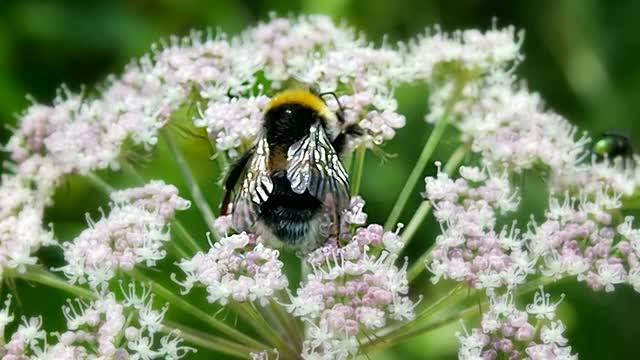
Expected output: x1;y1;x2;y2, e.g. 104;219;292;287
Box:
163;129;220;241
404;144;469;281
351;144;367;196
130;269;268;351
384;79;465;230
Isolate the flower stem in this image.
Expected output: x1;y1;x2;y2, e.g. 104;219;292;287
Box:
162;320;255;359
172;219;204;253
14;267;260;357
351;144;366;196
232;302;298;359
121;162;147;184
10;266;96;300
384;81;466;231
366;284;465;348
404;144;468;282
163;129;220;241
270;299;303;352
166;234;191;259
415;284;465;321
86;172;116;194
363;276;558;353
130;269;267;351
363;299;479;353
383;121;447;230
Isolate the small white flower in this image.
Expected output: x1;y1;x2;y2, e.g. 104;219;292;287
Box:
526;287;564;320
540;321;568;346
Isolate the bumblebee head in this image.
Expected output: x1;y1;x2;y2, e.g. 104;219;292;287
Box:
264;89;341;146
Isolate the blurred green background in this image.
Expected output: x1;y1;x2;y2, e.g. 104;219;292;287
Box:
2;0;640;359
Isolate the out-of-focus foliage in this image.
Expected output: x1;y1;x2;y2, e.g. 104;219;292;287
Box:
1;0;639;359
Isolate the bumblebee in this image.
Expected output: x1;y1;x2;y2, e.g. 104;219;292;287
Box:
220;89;361;251
592;132;634;166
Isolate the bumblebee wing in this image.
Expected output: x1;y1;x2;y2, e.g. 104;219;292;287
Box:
287;122;350;211
220;149;255;216
231;134;273;231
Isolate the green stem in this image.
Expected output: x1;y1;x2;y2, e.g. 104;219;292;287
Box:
232;303;297;359
213;151;229;175
11;267;96;300
167;236;191;259
86;172;116;194
367;284;465;347
13;268;261;357
163;320;254;359
364;276;558;353
172;219;204;254
130;269;267;351
415;284;465;321
121;162;147;184
270;300;302;352
163;130;220;241
404;144;468;282
384;81;466;230
364;300;479;353
351;145;366;196
383;119;448;230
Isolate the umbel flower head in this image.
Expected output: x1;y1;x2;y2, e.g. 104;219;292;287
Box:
0;284;194;359
60;181;190;290
174;232;289;306
1;13;640;360
458;288;576;360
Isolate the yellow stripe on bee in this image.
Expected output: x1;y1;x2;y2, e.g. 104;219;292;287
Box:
266;89;335;120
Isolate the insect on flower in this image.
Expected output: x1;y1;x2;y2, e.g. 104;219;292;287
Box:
220;89;362;252
592;132;634;165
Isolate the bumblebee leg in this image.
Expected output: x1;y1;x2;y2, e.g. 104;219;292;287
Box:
220;148;254;215
322;193;342;246
331;210;341;246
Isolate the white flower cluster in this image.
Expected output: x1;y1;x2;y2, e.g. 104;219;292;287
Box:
425;161;640;296
458;288;577;360
287;211;416;359
527;187;640;293
0;284;193;359
460;74;589;173
408;25;591;174
407;26;523;79
194;95;271;158
60;181;190;289
425;165;532;294
109;180;192;220
174;232;288;306
0;176;55;278
7;69;182;180
551;155;640;198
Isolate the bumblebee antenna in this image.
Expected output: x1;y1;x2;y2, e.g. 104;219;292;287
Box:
318;91;344;113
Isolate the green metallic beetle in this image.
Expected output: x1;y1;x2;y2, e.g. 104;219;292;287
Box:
592;132;634;166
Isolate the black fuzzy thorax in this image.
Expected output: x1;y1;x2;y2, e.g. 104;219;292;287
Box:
264;104;325;148
260;104;327;247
